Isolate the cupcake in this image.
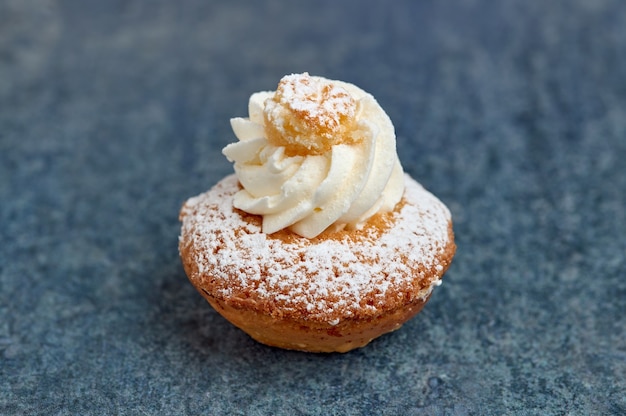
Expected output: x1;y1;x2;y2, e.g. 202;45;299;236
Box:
179;73;455;352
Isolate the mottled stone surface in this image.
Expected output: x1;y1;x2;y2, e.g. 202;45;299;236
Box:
1;0;625;414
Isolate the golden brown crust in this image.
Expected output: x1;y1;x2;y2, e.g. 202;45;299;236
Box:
179;174;455;352
200;291;432;353
263;73;359;156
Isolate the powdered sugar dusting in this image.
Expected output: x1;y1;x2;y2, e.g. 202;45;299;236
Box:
263;73;359;154
179;174;453;323
278;72;356;129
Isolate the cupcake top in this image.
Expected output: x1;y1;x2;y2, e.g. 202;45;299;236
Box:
222;73;405;238
179;174;454;323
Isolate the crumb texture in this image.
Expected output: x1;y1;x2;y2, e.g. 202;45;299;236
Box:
179;174;455;322
263;73;359;155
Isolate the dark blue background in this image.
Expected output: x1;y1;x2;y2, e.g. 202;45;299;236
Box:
2;1;625;414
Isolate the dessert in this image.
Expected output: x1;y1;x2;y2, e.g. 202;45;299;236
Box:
179;73;455;352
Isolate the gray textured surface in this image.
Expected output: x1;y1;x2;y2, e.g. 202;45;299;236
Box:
2;0;626;414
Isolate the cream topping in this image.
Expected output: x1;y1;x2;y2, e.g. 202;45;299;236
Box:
222;73;404;238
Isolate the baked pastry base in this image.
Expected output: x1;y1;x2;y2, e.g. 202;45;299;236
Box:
202;291;431;353
179;174;455;353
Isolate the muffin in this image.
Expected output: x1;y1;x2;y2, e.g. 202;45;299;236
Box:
179;73;455;352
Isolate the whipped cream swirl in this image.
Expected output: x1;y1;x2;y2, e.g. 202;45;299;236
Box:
222;73;404;238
